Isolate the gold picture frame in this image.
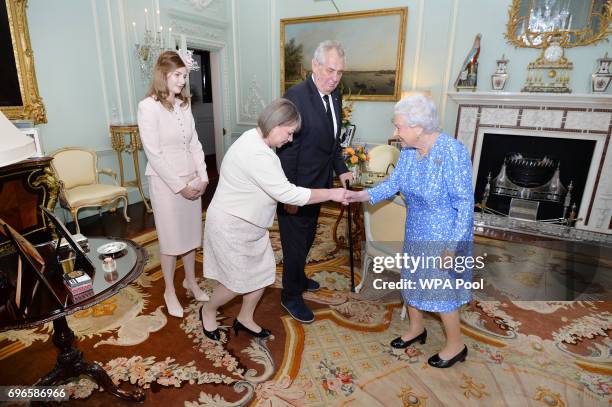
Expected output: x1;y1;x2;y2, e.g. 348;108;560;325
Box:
505;0;612;48
1;0;46;124
280;7;407;101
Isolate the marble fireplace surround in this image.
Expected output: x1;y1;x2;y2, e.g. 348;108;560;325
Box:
448;92;612;233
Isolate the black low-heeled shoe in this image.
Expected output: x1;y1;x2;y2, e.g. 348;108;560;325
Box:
199;305;221;341
427;345;468;368
390;329;427;349
232;319;271;338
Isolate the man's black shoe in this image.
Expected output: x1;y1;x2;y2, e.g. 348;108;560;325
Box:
281;297;315;323
306;278;320;292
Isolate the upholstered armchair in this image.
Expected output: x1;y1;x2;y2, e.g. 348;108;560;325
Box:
357;194;408;319
49;148;130;233
367;144;400;174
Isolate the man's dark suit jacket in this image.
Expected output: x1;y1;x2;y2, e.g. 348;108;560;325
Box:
277;76;348;189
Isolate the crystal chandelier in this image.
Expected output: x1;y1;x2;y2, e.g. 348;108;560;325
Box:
528;0;572;33
132;8;173;82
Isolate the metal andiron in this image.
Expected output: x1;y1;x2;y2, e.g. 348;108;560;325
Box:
483;152;575;223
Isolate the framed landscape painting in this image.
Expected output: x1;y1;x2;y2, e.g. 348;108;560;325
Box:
280;7;407;101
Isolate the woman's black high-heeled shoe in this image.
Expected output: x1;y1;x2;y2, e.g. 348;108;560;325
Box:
390;329;427;349
232;319;271;338
199;305;221;341
427;345;468;368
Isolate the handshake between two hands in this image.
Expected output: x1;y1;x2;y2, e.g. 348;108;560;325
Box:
284;185;367;215
331;188;366;205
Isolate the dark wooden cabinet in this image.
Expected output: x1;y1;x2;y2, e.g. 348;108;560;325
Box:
0;157;59;253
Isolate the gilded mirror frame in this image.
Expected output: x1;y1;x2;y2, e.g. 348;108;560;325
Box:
1;0;46;124
505;0;612;48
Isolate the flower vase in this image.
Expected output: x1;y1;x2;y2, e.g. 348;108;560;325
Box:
350;164;361;185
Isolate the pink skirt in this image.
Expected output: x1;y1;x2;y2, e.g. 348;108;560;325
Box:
148;175;202;255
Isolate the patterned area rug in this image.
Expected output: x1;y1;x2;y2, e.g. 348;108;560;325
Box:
0;209;610;406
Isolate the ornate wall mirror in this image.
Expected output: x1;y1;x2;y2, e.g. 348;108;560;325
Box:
1;0;46;124
506;0;612;48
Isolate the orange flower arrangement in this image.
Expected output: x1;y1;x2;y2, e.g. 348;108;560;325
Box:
341;99;354;128
343;145;368;167
341;87;357;128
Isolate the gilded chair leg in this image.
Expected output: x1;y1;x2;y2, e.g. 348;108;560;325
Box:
121;196;131;223
71;209;81;234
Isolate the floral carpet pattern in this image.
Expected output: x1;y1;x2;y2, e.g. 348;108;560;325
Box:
0;209;610;406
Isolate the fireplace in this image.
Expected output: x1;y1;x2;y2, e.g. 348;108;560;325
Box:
448;92;612;235
475;132;596;221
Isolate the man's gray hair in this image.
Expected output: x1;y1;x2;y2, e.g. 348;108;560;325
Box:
394;95;440;133
313;40;345;64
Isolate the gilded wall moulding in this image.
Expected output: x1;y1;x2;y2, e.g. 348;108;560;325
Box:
1;0;47;124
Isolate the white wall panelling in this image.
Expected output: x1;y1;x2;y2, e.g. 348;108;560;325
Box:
231;0;272;126
118;0;136;121
242;76;266;121
91;0;111;125
181;0;224;13
167;7;232;163
439;0;459;129
410;0;424;91
105;0;124;124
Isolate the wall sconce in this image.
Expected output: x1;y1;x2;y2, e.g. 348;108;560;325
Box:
132;8;174;81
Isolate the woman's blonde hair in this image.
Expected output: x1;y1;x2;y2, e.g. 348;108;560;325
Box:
147;51;190;111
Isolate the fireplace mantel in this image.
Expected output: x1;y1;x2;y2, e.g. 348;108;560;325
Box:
449;91;612;233
448;91;612;109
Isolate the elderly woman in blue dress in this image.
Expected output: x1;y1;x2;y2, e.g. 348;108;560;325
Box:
347;96;474;368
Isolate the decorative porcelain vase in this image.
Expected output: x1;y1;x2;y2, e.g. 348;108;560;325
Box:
592;52;611;93
491;55;509;91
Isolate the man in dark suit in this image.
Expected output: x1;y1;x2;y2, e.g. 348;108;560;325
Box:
277;40;353;323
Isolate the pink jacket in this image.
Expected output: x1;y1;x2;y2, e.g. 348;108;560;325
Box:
137;96;208;193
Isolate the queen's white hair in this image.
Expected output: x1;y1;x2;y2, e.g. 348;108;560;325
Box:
313;40;345;64
394;95;440;133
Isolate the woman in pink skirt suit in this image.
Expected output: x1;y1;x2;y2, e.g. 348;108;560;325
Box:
138;51;209;318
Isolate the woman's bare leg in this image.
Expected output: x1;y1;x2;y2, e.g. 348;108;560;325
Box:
181;249;209;301
400;305;425;341
438;310;465;359
236;288;266;332
201;283;237;331
161;254;183;317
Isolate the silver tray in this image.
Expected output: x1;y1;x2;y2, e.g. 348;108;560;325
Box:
96;241;127;255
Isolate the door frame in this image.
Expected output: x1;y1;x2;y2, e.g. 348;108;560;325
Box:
180;36;229;169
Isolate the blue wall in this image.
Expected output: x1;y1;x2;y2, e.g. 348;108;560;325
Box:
23;0;612;216
238;0;612;144
26;0;233;217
